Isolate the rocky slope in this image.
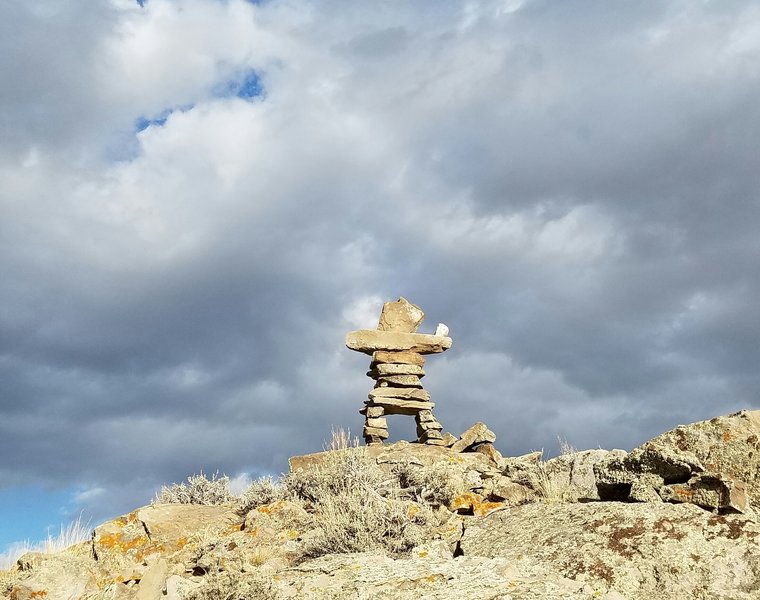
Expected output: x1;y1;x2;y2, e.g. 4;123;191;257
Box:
3;410;760;600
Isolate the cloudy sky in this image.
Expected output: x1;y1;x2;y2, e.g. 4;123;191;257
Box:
2;0;760;557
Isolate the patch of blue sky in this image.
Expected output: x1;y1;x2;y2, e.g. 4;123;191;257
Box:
213;69;264;101
0;486;83;553
134;104;194;134
135;0;146;7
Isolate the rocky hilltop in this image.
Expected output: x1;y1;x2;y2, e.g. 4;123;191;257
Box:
4;410;760;600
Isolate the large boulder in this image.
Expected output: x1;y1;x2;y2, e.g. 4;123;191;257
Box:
595;410;760;511
461;501;760;599
545;449;626;501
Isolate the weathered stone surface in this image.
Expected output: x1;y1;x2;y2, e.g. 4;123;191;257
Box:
489;477;538;505
365;416;388;429
369;387;430;401
165;574;200;600
377;297;424;333
424;438;447;446
419;428;443;440
365;398;435;415
134;558;168;600
375;374;423;388
450;422;496;453
277;552;599;599
137;504;241;546
346;330;452;355
360;405;385;418
595;410;760;510
462;501;760;599
91;504;242;583
544;449;626;501
370;363;425;377
415;410;435;423
441;432;457;447
363;425;390;438
415;420;442;432
472;442;503;466
660;473;749;513
371;350;426;366
2;547;98;600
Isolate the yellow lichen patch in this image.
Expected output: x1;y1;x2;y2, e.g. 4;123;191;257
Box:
95;532;150;554
473;501;507;518
449;492;484;514
406;504;421;519
256;500;290;516
226;523;244;534
30;591;48;598
282;529;300;540
134;542;167;562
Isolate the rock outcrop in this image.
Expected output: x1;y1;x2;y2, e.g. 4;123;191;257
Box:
5;410;760;599
595;410;760;513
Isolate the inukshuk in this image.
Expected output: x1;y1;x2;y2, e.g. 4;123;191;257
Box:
345;297;452;446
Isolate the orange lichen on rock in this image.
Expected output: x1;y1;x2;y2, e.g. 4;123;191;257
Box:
94;532;149;554
449;492;484;514
473;501;508;518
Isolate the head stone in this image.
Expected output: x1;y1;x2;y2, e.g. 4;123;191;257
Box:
377;297;425;333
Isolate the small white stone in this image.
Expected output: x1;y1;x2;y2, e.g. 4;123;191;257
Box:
435;323;449;337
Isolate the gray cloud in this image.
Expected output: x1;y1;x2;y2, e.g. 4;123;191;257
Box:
1;0;759;527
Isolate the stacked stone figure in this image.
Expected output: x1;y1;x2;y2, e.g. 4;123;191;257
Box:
345;298;452;446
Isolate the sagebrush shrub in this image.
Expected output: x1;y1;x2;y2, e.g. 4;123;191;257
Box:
184;570;279;600
237;476;284;514
283;446;388;505
302;488;434;558
155;471;233;505
392;461;466;506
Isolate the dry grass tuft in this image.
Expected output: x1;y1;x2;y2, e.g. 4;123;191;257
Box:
0;513;91;571
530;461;576;504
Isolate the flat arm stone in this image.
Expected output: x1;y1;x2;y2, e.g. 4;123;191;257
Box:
346;330;452;355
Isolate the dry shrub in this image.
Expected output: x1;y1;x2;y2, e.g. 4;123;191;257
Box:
283;445;388;506
237;476;284;514
184;570;279;600
155;471;232;505
303;489;434;558
392;461;467;507
284;433;441;559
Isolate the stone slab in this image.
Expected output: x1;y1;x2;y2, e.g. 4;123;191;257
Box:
359;405;385;418
365;398;435;415
346;330;452;355
371;351;426;367
451;422;497;453
369;387;430;401
371;363;425;377
375;374;423;388
366;416;388;429
363;426;390;438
